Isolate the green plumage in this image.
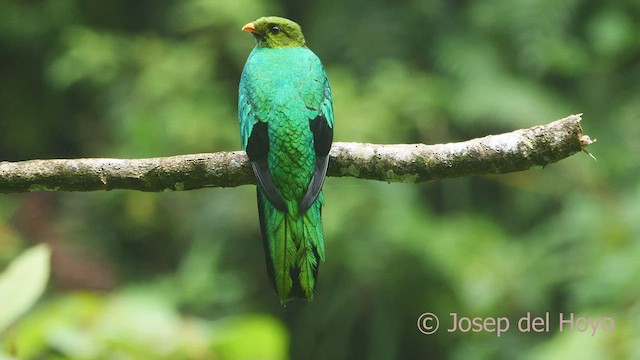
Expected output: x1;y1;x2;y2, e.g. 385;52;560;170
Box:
238;17;334;302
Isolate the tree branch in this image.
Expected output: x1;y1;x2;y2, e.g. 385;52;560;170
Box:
0;114;592;193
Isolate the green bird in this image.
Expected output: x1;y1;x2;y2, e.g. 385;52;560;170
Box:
238;17;334;302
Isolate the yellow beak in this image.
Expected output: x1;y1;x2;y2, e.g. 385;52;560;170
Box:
242;22;257;33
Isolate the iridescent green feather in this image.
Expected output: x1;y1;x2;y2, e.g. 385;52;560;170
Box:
239;17;333;303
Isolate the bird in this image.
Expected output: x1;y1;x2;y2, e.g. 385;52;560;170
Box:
238;16;334;303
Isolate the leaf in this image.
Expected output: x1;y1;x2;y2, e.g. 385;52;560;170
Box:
212;315;288;360
0;244;51;333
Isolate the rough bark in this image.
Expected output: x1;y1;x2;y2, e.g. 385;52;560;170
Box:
0;114;593;193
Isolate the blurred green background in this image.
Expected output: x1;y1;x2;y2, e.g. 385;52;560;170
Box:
1;0;639;359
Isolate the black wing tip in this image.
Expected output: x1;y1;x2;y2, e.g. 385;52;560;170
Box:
252;162;288;212
266;191;288;213
299;155;329;213
246;121;288;213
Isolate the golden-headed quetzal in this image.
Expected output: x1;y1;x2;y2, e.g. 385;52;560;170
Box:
238;17;334;302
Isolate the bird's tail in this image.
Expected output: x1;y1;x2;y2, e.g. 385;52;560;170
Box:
257;189;325;303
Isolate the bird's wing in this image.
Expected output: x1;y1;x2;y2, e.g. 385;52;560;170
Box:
239;65;288;212
299;63;334;213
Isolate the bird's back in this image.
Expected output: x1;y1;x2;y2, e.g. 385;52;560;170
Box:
240;47;325;208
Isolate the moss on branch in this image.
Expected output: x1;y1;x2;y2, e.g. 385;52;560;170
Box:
0;114;592;193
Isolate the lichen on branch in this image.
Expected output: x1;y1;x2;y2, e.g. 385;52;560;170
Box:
0;114;592;193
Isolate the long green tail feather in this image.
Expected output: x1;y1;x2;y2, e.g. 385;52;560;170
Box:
258;190;324;303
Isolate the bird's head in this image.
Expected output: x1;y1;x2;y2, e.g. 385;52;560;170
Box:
242;16;306;48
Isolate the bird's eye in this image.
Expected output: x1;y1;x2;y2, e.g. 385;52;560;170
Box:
269;25;280;35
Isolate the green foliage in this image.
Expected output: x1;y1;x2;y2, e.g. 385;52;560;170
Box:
10;291;287;359
1;0;639;358
0;245;50;334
